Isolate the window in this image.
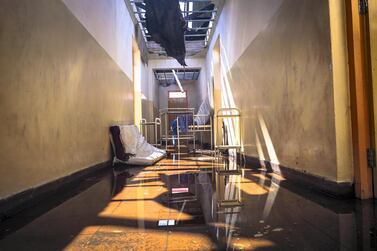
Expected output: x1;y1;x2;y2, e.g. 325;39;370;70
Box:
169;91;187;99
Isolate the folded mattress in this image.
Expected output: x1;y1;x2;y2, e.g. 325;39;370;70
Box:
110;124;166;166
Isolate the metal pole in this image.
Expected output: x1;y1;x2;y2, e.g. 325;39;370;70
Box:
145;123;148;142
154;118;158;146
177;117;180;152
165;112;168;150
191;110;195;152
210;116;213;150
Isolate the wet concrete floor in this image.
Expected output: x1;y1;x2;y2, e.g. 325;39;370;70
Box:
0;154;376;250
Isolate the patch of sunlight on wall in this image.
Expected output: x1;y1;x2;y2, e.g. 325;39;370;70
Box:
256;112;284;220
213;35;284;222
258;113;279;166
218;43;242;152
255;128;266;168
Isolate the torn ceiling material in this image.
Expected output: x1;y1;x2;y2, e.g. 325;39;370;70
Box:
128;0;220;65
143;0;187;66
154;68;200;87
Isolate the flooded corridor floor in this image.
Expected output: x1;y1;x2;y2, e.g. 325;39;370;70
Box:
0;155;376;250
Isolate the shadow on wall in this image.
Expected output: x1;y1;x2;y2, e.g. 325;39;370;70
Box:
215;39;282;172
209;34;285;217
210;0;340;185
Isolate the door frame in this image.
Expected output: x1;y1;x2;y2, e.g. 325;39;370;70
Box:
345;0;375;199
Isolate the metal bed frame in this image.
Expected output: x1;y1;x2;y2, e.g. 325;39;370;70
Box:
215;108;244;165
159;108;196;152
159;108;214;153
188;114;213;151
140;118;161;147
214;169;243;208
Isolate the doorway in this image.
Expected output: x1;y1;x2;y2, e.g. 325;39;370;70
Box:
345;0;376;199
168;90;188;125
168;90;188;109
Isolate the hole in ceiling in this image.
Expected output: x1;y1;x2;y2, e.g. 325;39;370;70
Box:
129;0;220;58
154;68;201;87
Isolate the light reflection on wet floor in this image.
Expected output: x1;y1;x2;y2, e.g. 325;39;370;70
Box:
0;154;376;250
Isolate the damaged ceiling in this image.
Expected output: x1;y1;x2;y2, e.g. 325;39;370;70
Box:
126;0;224;61
154;68;200;87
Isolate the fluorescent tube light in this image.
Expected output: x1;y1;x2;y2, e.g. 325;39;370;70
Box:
172;69;184;93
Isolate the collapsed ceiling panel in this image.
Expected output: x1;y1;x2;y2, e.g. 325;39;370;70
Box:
154;68;200;87
127;0;221;59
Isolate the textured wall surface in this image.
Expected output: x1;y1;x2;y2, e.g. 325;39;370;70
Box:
0;0;134;198
140;61;158;122
328;0;353;182
206;0;352;182
62;0;134;79
231;0;336;179
211;0;285;68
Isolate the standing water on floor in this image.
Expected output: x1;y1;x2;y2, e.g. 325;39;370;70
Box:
0;155;376;250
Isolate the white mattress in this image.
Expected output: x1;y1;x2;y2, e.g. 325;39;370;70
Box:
194;96;212;125
115;125;166;166
126;151;166;165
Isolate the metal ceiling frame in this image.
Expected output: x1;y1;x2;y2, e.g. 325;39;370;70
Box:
126;0;221;58
154;68;201;86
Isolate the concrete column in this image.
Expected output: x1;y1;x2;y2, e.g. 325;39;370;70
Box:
328;0;353;184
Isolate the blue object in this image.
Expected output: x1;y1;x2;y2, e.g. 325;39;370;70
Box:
170;115;193;145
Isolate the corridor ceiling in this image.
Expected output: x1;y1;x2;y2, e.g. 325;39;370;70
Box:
127;0;223;58
154;68;200;87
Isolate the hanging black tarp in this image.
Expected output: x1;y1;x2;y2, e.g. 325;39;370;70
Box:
144;0;187;66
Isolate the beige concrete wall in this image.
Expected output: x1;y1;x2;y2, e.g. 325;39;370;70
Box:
0;0;134;198
140;61;157;122
62;0;134;79
328;0;353;183
210;0;285;68
207;0;353;182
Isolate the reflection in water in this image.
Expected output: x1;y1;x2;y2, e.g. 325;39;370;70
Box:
213;158;243;209
0;156;376;251
211;158;243;249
